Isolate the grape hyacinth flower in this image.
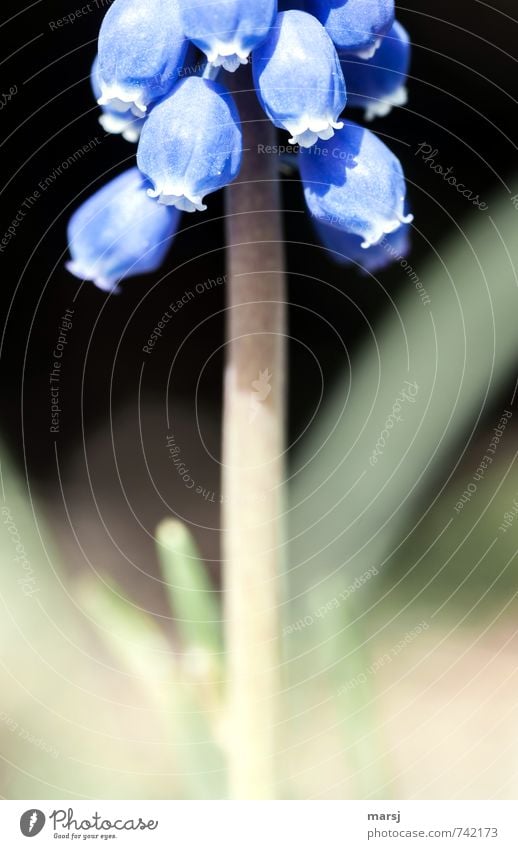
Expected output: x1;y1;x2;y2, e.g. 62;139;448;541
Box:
67;168;180;292
97;0;188;117
136;76;242;211
68;0;414;285
307;0;395;58
253;10;346;148
300;121;413;248
178;0;277;72
341;21;411;121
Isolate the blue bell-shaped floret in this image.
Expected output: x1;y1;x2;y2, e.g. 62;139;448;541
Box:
253;10;346;148
341;21;410;121
91;57;145;143
178;0;277;72
137;77;242;212
67;168;180;292
97;0;188;117
306;0;394;59
300;121;412;247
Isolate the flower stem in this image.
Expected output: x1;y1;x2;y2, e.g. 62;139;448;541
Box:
223;70;286;800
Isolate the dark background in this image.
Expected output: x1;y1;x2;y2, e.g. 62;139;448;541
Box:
0;1;516;570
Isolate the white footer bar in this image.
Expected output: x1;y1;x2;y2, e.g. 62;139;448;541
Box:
1;800;516;847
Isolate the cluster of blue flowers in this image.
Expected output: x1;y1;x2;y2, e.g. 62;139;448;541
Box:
67;0;413;291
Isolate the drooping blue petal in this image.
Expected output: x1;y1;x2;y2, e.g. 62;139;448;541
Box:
300;121;412;247
314;213;411;273
178;0;277;72
306;0;394;58
67;168;180;292
136;77;242;212
91;57;145;143
340;21;410;120
97;0;188;117
253;11;346;148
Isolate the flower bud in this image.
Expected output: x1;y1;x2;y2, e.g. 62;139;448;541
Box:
306;0;394;59
97;0;188;117
67;168;180;292
137;77;242;212
300;121;412;248
341;22;410;121
253;11;346;148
